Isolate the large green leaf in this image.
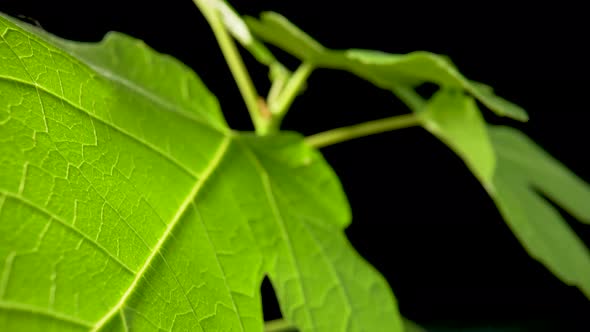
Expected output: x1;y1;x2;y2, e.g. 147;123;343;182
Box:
0;14;402;331
419;91;590;299
244;12;528;121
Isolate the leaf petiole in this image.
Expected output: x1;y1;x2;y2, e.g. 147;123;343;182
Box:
193;0;270;135
193;1;315;135
305;113;421;148
264;62;315;132
267;65;290;108
391;84;426;112
269;62;314;116
264;319;298;332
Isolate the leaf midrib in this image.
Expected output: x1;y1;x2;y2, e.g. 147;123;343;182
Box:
0;75;201;179
91;136;231;331
238;141;318;330
1;19;230;181
1;21;246;329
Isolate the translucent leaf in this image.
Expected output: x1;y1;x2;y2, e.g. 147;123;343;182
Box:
0;13;402;331
244;12;326;63
489;126;590;298
245;12;528;121
417;89;590;299
418;90;496;187
491;127;590;223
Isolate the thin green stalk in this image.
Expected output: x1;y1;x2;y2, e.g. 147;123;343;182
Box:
305;113;421;149
264;319;298;332
267;66;289;108
269;62;314;118
391;84;426;112
193;0;269;135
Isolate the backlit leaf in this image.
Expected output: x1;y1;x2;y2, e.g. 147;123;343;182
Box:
417;90;590;299
0;13;402;331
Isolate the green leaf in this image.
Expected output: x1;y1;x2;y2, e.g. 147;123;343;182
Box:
244;12;326;64
489;126;590;298
244;12;528;122
490;127;590;224
0;13;402;332
417;91;590;299
417;90;496;187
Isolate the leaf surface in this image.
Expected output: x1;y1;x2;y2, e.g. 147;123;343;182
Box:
418;90;496;187
244;12;528;121
0;14;401;332
489;126;590;298
419;91;590;299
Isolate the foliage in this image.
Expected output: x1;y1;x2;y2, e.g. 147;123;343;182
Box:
244;10;590;300
0;1;588;331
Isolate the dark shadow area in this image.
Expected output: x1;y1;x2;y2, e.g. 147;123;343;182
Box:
261;276;282;322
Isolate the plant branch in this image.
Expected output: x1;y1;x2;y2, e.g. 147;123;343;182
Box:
193;0;270;135
270;62;314;116
305;113;421;149
264;319;298;332
267;65;290;109
263;62;314;133
391;84;426;111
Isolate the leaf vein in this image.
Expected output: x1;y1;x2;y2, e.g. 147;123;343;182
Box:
91;136;231;331
0;191;136;275
0;33;50;133
238;142;317;329
193;203;246;331
0;252;16;299
0;300;93;328
300;219;353;331
0;75;199;179
1;19;225;133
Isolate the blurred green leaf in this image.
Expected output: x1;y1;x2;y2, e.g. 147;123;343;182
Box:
417;90;590;299
245;12;528;121
488;126;590;298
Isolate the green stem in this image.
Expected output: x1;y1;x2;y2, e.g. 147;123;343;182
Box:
305;113;421;149
267;66;289;108
264;319;298;332
193;0;269;135
391;84;426;112
268;62;314;129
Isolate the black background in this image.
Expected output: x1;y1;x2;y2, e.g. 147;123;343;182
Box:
2;0;589;330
